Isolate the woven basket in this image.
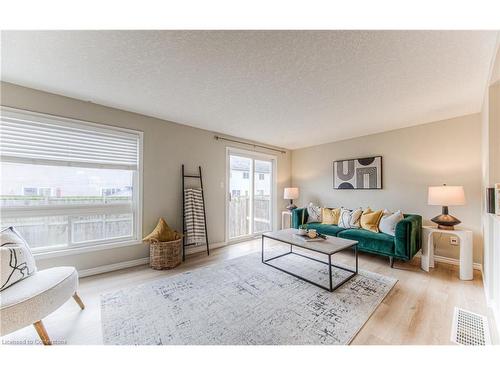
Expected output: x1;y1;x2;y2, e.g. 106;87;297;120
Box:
149;239;182;270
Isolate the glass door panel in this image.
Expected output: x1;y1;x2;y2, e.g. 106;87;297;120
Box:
253;159;272;233
228;155;252;239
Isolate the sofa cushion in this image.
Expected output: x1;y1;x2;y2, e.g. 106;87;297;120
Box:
360;208;384;233
338;229;395;255
338;208;362;228
379;210;404;236
321;208;340;225
304;223;346;237
306;203;322;223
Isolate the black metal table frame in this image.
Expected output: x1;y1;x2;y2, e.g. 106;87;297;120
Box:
261;234;358;292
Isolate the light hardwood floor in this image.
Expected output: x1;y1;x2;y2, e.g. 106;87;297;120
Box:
1;239;496;345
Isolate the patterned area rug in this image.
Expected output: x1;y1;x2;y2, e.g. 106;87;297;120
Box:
101;248;396;345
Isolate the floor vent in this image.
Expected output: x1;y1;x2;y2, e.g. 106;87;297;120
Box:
451;307;491;345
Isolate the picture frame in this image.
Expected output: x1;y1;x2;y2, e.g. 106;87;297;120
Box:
333;156;383;189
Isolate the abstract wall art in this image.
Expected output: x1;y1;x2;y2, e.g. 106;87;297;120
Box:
333;156;383;189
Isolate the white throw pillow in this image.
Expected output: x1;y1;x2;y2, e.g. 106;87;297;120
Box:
338;208;363;229
306;202;322;223
1;227;37;291
378;210;404;236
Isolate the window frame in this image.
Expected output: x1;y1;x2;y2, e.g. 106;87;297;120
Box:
0;106;143;259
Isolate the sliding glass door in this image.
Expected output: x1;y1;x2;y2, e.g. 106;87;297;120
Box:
227;150;275;241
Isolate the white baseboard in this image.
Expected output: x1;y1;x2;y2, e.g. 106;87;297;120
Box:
79;257;149;278
414;252;482;271
79;241;227;277
184;241;227;255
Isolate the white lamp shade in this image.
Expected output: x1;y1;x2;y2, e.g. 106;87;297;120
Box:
428;185;466;206
284;187;299;200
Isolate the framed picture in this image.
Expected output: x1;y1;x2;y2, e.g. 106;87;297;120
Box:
333;156;383;189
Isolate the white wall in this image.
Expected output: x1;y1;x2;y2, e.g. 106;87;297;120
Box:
481;42;500;332
291;114;483;263
0;82;292;271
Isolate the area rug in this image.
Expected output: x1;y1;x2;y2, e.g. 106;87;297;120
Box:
101;248;397;345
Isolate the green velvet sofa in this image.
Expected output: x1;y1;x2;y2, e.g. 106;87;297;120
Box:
291;208;422;267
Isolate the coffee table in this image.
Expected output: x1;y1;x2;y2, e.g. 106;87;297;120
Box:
262;228;358;292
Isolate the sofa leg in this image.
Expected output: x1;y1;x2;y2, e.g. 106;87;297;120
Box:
33;320;52;345
389;256;394;268
73;292;85;310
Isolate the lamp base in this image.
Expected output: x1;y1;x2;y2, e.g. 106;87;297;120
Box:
431;214;461;231
286;199;297;211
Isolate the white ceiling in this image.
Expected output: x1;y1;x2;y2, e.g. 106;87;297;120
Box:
1;30;498;149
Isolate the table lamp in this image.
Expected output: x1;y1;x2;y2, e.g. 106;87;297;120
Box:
427;184;466;230
284;187;299;211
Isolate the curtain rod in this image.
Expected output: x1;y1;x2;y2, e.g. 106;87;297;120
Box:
214;135;286;154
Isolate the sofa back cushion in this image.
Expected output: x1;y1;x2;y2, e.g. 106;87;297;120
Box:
306;203;322;223
338;208;363;228
360;208;384;232
379;210;404;236
1;227;37;291
321;207;340;225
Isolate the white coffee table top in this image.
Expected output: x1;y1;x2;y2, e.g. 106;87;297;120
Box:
262;228;358;255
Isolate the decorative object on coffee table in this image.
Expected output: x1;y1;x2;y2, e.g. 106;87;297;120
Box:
427;184;466;230
333;156;382;189
284;187;299;211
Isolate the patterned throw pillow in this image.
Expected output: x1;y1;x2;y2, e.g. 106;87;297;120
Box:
1;227;37;291
338;208;363;229
379;210;404;236
321;207;341;225
306;203;322;223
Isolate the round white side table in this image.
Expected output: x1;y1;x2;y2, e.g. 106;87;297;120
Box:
421;226;473;280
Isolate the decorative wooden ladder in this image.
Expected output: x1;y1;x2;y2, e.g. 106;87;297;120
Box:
181;164;209;261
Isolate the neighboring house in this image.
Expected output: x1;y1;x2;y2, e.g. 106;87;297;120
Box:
229;157;271;197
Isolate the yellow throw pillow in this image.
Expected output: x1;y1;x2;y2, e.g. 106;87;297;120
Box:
143;218;181;243
360;209;384;233
322;208;341;225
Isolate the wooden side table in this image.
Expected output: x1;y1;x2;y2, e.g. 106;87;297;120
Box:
281;211;292;229
421;226;473;280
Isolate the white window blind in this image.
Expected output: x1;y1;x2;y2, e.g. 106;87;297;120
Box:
0;108;139;170
0;107;143;255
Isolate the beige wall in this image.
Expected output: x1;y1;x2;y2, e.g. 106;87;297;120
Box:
0;81;486;269
291;114;483;263
0;82;292;271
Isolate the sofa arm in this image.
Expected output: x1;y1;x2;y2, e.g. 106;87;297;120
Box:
291;208;308;228
394;214;422;260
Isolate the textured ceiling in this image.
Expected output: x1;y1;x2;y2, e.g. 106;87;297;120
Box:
1;30;498;149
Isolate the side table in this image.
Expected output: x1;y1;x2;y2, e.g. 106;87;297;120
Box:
281;210;292;229
421;226;473;280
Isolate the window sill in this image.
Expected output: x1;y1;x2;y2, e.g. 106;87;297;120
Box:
33;239;144;260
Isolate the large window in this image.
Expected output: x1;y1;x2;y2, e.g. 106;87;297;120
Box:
0;107;143;254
